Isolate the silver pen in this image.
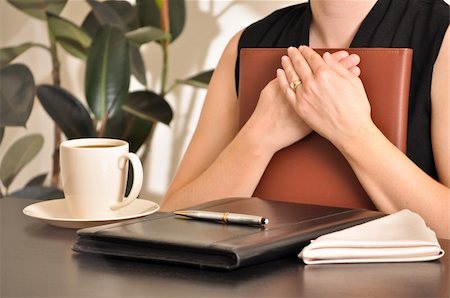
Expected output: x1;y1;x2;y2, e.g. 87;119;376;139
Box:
174;210;269;226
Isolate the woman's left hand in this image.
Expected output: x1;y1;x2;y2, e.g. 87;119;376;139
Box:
277;46;374;150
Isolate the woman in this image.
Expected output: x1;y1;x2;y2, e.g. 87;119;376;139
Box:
161;0;449;239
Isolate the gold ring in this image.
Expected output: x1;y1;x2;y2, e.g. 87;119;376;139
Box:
223;212;229;223
290;80;302;92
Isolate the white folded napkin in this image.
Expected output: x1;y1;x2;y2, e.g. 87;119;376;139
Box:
299;209;445;265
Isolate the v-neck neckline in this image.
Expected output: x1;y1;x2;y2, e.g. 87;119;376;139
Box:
301;0;391;48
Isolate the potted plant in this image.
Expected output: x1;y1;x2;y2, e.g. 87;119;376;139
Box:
0;0;212;198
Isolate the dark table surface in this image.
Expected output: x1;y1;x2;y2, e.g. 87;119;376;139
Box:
1;198;449;298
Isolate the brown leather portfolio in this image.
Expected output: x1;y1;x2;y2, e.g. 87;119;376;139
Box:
238;48;412;210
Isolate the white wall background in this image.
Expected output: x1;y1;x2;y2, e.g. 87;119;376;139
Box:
0;0;299;202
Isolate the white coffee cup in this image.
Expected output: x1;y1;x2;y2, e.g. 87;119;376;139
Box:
60;138;143;219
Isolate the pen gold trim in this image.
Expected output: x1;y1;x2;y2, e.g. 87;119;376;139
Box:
174;210;269;226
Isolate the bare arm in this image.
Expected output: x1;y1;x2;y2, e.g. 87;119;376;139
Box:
281;32;450;239
160;31;274;211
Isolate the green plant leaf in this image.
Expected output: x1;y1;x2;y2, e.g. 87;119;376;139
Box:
82;0;138;37
167;0;186;42
136;0;186;43
176;69;214;89
81;7;101;37
135;0;159;30
0;134;44;188
47;12;91;60
125;26;168;46
7;0;67;20
85;25;130;121
82;3;144;83
129;44;147;85
37;84;95;139
25;173;48;187
0;43;34;67
121;90;173;125
87;0;127;32
0;63;35;126
104;105;153;153
104;0;139;31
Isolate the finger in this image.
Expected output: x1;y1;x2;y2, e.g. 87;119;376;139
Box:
287;46;313;83
330;50;349;62
323;51;355;78
276;68;297;105
281;55;301;84
348;66;361;77
281;55;303;93
329;53;360;73
298;45;328;76
328;52;361;76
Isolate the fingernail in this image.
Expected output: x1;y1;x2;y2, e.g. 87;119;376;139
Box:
351;54;360;63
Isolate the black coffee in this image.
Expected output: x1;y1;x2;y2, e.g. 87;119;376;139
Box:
75;144;120;149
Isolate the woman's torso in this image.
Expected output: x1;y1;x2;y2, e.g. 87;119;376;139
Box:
236;0;449;181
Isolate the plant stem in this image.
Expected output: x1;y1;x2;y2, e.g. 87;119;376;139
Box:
47;20;62;188
140;122;156;164
160;43;169;96
30;42;52;52
97;111;110;138
142;0;170;165
165;81;178;95
160;0;170;96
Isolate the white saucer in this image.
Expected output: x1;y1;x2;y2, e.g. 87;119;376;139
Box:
23;198;160;229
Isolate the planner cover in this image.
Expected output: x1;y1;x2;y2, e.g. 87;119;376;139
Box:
238;48;413;210
73;197;382;271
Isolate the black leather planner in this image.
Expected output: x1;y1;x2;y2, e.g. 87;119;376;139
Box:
73;197;382;270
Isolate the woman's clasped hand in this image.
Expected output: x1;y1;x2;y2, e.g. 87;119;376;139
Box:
277;46;371;151
245;48;363;155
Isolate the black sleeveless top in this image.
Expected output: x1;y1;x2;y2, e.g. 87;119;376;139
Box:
236;0;449;180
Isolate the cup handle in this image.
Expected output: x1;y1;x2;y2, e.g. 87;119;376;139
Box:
110;152;143;210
